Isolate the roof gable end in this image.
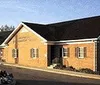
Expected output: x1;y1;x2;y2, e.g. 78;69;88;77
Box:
2;22;47;45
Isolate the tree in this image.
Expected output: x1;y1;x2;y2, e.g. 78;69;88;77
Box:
0;25;15;32
0;25;4;31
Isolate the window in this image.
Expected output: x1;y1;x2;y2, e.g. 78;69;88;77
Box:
63;48;69;57
30;48;38;58
0;49;3;57
12;49;18;58
75;47;87;58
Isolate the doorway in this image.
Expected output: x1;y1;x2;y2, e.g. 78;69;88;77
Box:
48;45;62;66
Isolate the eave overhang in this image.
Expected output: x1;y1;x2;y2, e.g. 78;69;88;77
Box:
46;38;98;45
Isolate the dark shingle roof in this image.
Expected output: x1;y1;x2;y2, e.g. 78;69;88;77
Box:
0;31;13;44
47;16;100;40
23;16;100;41
23;22;57;41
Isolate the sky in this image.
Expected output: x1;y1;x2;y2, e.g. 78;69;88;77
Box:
0;0;100;27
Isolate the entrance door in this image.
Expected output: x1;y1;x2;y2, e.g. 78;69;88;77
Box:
50;45;62;65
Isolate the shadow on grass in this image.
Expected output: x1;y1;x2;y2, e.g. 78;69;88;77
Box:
16;79;100;85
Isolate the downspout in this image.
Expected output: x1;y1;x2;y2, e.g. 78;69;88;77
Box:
14;34;18;64
15;34;18;49
94;40;97;71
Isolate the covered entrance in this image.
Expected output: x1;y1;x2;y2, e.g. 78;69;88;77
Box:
48;45;63;66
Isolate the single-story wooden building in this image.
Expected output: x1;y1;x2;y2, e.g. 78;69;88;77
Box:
0;16;100;72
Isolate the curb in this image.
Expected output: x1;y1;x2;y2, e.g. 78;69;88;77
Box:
2;63;100;80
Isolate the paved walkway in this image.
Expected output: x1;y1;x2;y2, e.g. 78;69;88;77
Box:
2;63;100;80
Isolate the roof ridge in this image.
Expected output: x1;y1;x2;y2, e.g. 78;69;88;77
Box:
47;15;100;26
22;22;46;26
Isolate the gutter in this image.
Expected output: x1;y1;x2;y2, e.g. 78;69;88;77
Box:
46;38;98;45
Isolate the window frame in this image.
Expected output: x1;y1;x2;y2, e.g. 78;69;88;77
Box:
78;47;84;58
0;49;3;57
12;49;18;58
30;48;38;58
62;47;69;58
75;47;87;59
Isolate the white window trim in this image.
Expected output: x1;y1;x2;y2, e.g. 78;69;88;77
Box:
30;48;38;59
62;48;69;58
77;47;86;59
12;49;18;58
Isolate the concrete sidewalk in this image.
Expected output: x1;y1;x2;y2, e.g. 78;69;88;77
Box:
2;63;100;80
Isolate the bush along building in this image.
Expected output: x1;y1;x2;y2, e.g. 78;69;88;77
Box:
0;16;100;72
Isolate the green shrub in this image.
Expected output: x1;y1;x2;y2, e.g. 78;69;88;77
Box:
53;64;66;69
79;68;94;74
64;66;76;71
53;64;99;75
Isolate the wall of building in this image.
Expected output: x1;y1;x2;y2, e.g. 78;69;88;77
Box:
3;26;48;68
2;25;97;70
62;42;95;71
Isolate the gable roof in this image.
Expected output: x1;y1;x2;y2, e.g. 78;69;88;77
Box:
47;15;100;40
23;22;57;41
0;31;13;45
2;15;100;45
24;16;100;41
3;23;48;45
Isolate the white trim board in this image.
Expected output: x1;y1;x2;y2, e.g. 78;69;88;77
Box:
62;41;95;45
2;22;47;45
47;38;97;43
21;23;47;42
2;23;23;45
47;38;97;45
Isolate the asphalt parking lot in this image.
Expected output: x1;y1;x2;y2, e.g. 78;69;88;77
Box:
0;65;100;85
